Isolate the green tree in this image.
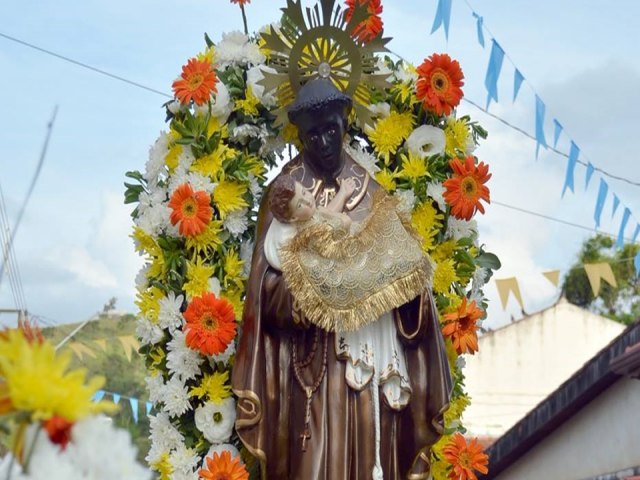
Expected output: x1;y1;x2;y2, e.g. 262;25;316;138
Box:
562;234;640;325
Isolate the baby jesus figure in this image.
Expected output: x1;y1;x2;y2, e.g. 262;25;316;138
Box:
264;174;432;333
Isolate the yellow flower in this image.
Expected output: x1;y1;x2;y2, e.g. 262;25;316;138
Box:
234;86;260;116
222;288;245;320
411;201;444;252
190;371;231;404
430;434;453;480
282;122;301;148
367;112;414;163
432;239;457;264
185;220;223;257
444;394;471;428
151;452;174;480
131;227;165;278
190;145;237;180
399;151;429;180
197;46;216;64
149;346;166;372
135;286;165;322
223;249;245;288
213;179;249;219
0;329;116;421
391;81;415;105
375;169;398;192
433;259;459;295
184;258;215;299
444;117;470;158
165;130;183;172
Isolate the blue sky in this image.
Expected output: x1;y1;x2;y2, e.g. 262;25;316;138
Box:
1;0;639;328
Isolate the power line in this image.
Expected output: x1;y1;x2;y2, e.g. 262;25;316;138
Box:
0;32;172;99
0;184;27;312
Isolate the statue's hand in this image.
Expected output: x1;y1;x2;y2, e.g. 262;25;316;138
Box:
339;177;357;197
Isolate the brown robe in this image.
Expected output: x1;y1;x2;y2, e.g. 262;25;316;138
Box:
232;153;452;479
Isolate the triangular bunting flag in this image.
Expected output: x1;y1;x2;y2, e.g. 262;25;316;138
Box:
92;390;106;402
616;207;631;248
562;141;580;197
542;270;561;287
118;336;140;362
535;96;548;158
129;398;139;424
430;0;453;40
585;163;595;190
513;69;524;102
584;263;617;297
472;12;485;47
633;224;640;243
594;179;608;229
552;119;563;148
485;40;505;109
146;402;153;416
68;342;96;360
635;252;640;277
495;277;524;310
112;393;121;405
612;194;620;218
93;339;108;352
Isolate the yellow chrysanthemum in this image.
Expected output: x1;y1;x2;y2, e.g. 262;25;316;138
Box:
367;112;414;163
222;288;244;320
282;122;301;147
399;151;429;180
391;81;415;105
135;286;165;322
149;346;166;373
411;201;444;252
444;117;470;158
189;371;231;404
245;154;267;178
234;86;260;116
185;220;223;257
375;169;398;192
184;259;215;299
197;46;216;64
432;239;457;264
444;394;471;428
433;259;459;295
430;434;453;480
190;145;236;180
151;452;174;480
223;249;245;288
131;228;165;279
0;329;116;421
213;179;249;219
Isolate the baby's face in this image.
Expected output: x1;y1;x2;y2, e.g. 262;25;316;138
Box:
288;182;316;222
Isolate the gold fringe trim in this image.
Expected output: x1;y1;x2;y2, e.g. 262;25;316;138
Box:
280;192;433;332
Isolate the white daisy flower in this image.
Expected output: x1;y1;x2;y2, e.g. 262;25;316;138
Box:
161;376;192;418
231;124;262;144
148;412;185;454
223;208;249;238
145;132;170;184
446;217;478;242
136;317;164;346
246;65;277;107
344;143;380;177
166;330;204;382
211;81;233;125
158;291;185;332
146;374;165;405
168;446;200;479
426;181;447;212
210;341;236;365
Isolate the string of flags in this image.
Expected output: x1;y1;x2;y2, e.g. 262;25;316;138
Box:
92;389;151;424
430;0;640;272
66;335;140;362
494;262;620;311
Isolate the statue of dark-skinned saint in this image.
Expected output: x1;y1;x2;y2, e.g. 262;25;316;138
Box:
232;78;452;480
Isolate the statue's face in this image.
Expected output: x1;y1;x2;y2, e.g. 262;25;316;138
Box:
296;107;347;177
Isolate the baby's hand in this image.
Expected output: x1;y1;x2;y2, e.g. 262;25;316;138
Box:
340;177;357;197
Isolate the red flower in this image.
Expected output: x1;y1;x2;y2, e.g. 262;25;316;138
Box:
443;433;489;480
442;297;483;355
172;58;217;106
416;53;464;116
443;156;491;221
183;293;236;356
168;184;213;237
345;0;384;43
43;415;74;449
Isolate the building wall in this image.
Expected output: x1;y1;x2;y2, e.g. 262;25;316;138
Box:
495;378;640;480
463;299;625;436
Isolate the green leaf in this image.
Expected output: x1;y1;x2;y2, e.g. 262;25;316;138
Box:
204;33;214;48
475;252;501;270
125;170;145;182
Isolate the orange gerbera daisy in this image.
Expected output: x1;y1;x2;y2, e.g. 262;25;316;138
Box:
168;184;214;237
183;293;236;356
172;58;217;106
442;297;483;355
43;415;74;449
443;433;489;480
443;156;491;221
345;0;384;43
199;450;249;480
416;53;464;116
230;0;250;5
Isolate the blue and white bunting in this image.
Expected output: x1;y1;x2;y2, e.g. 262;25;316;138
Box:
129;397;139;424
485;40;505;109
617;208;631;248
146;402;153;416
612;194;620;218
472;12;485;47
585;162;595;190
552;119;563;149
112;393;121;405
535;96;548;157
562;141;580;197
92;390;106;402
633;224;640;243
431;0;453;40
513;69;524;102
635;252;640;277
594;179;608;228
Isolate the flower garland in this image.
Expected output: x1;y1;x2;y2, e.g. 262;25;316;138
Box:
0;323;149;479
125;1;499;479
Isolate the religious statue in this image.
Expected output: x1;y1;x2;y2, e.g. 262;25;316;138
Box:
232;78;452;479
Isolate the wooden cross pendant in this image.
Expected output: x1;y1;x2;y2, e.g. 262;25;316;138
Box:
300;428;311;452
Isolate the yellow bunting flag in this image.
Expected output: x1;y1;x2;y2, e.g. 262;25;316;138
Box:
542;270;561;287
495;277;524;310
68;342;96;360
118;336;140;362
584;263;617;297
93;339;108;352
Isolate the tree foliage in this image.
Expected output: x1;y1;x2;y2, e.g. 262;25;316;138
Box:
562;234;640;324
